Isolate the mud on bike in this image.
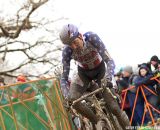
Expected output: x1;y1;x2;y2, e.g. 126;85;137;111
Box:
64;80;125;130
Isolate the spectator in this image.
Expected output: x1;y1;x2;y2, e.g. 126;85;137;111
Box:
116;66;135;124
153;60;160;76
134;64;158;124
153;60;160;108
147;55;159;72
114;68;123;84
128;70;144;126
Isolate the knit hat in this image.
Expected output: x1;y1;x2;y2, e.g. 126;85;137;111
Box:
150;55;159;62
17;75;26;82
139;64;149;70
123;66;133;74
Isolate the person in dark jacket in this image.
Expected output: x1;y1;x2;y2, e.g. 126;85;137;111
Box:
128;72;145;126
134;64;158;124
153;60;160;108
116;66;133;119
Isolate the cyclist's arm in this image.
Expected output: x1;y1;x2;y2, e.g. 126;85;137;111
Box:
61;46;72;88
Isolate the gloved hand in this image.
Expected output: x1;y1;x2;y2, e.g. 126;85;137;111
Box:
106;80;113;88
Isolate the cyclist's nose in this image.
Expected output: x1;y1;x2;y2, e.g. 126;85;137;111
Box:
71;44;78;49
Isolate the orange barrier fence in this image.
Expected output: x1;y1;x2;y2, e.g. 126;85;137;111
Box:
121;75;160;126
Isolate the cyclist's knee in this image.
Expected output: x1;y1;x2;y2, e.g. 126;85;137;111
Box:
69;84;83;101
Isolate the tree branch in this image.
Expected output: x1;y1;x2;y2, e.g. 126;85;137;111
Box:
0;0;49;38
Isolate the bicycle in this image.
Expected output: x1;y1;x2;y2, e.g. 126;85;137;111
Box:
64;80;124;130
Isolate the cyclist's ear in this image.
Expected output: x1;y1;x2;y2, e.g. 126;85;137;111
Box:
78;33;83;40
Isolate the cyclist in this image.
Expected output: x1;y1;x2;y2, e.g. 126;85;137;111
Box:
59;24;130;129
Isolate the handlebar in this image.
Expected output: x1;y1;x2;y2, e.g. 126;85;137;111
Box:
72;87;103;105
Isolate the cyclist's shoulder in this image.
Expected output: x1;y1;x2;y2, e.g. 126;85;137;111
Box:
84;31;98;39
84;31;101;46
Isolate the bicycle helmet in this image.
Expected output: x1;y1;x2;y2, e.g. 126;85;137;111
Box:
59;24;79;45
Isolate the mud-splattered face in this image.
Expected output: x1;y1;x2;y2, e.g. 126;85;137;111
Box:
69;35;84;50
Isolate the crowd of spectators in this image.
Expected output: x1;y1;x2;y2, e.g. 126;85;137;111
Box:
114;55;160;126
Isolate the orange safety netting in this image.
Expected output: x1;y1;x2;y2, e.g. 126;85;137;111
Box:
0;78;75;130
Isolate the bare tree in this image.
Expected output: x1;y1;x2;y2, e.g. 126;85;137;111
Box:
0;0;49;38
0;0;67;82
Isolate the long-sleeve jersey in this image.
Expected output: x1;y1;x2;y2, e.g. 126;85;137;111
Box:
61;32;115;88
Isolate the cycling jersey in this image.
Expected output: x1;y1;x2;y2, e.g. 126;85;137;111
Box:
61;32;115;87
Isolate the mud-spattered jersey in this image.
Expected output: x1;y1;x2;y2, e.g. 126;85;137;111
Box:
61;32;115;88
